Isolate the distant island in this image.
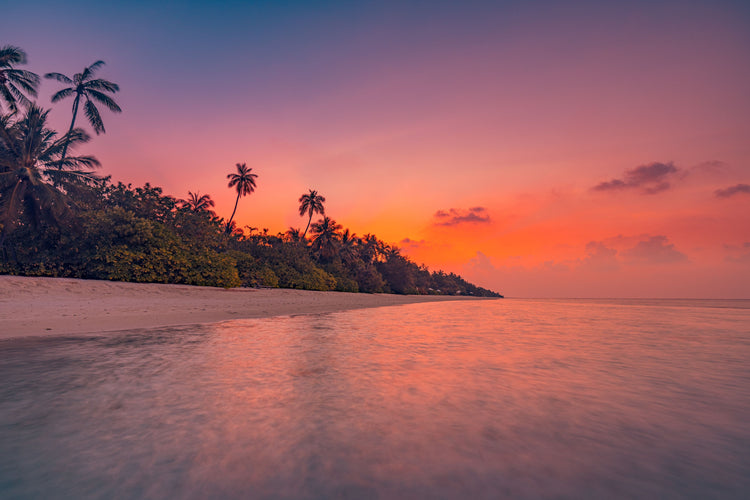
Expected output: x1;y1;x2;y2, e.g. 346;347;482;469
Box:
0;46;501;298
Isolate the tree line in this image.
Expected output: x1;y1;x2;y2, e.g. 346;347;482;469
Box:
0;46;501;297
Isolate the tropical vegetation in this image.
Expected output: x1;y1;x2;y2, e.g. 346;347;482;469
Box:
0;47;501;298
225;162;257;234
0;45;39;114
298;189;325;238
44;60;121;170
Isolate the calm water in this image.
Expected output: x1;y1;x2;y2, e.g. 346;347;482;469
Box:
1;299;749;499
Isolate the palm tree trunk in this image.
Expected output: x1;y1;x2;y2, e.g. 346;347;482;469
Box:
226;192;240;233
58;94;80;172
302;213;313;238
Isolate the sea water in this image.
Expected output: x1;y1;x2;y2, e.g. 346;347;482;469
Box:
1;299;749;499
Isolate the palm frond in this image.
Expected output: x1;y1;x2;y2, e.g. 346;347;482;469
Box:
0;85;18;114
61;127;92;145
85;78;119;93
86;89;121;112
56;154;101;170
44;72;73;85
0;179;25;230
46;167;101;184
0;46;27;65
50;87;75;102
6;69;40;93
81;60;106;80
84;98;105;134
8;83;33;107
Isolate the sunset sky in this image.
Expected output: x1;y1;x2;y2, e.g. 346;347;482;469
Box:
4;0;749;297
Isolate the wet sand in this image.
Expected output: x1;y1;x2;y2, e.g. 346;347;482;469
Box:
0;276;480;338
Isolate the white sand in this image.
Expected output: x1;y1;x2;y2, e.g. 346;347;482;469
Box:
0;276;482;338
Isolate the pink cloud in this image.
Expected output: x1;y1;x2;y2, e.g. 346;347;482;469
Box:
724;242;750;263
581;241;620;271
593;162;679;194
621;235;688;264
461;235;698;297
399;238;428;251
715;183;750;198
433;207;491;226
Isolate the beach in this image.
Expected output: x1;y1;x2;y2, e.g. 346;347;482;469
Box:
0;276;478;339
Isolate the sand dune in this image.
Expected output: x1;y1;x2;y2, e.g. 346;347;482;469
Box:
0;276;480;338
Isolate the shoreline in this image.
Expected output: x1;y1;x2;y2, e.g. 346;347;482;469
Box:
0;276;486;339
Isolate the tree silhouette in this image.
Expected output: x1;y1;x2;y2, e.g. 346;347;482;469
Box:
0;104;100;245
224;219;245;237
226;162;257;234
339;228;358;263
360;233;385;263
0;46;39;115
298;189;325;238
310;216;342;261
284;227;304;243
45;60;121;170
181;191;215;212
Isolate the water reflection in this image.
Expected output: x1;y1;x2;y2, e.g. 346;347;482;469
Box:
1;300;749;499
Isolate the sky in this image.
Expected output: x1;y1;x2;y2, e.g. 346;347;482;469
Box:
3;0;749;298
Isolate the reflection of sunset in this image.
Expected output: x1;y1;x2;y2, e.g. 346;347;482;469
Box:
165;300;750;496
6;0;749;297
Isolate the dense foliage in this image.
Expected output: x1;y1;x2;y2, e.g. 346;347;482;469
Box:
0;46;502;297
0;177;501;296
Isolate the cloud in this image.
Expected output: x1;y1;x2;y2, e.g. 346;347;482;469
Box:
715;183;750;198
433;207;491;226
593;161;680;194
621;235;687;264
461;235;699;298
399;238;428;251
469;235;686;276
581;241;620;271
724;242;750;263
691;160;729;175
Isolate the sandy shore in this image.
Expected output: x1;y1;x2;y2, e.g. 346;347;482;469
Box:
0;276;483;339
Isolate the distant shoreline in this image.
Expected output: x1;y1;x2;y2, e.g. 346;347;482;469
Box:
0;276;488;339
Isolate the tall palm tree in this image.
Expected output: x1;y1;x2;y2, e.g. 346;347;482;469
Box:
44;60;121;169
0;46;39;115
310;216;342;261
0;104;100;244
298;189;325;238
181;191;215;212
226;162;257;234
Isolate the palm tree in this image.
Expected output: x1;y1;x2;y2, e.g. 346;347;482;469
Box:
0;104;100;245
360;233;384;263
384;245;402;260
226;162;258;233
310;216;342;261
339;228;358;263
285;227;304;243
298;189;325;238
0;46;40;115
225;220;244;237
181;191;215;212
44;60;121;170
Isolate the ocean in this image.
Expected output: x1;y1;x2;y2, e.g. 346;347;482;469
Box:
1;298;749;499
